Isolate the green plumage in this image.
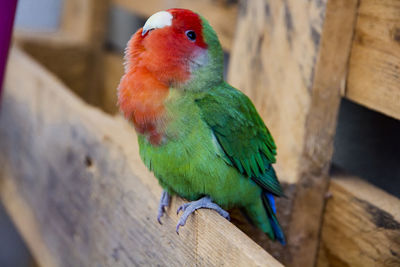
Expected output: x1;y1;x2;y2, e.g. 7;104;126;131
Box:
137;15;284;242
195;86;283;197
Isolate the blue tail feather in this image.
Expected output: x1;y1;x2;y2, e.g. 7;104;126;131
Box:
266;193;277;214
269;217;286;245
264;192;286;245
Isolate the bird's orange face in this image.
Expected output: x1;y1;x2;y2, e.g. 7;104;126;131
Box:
126;9;208;86
118;9;208;145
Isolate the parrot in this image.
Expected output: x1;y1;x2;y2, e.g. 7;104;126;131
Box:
117;8;285;244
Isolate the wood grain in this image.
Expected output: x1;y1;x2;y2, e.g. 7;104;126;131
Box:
0;47;283;267
317;173;400;267
346;0;400;120
228;0;359;266
287;1;360;266
112;0;237;51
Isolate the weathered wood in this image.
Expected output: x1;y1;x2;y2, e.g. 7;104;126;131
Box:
60;0;109;45
0;47;283;267
112;0;237;51
14;40;99;105
14;0;109;109
228;0;359;266
16;0;109;46
317;172;400;267
346;0;400;120
103;51;124;114
0;169;58;267
60;0;93;43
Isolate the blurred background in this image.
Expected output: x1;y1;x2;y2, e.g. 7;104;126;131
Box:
2;0;399;266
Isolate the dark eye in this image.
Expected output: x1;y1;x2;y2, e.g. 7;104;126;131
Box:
185;30;196;42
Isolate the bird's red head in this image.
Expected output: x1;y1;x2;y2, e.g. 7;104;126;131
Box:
118;9;208;144
125;8;208;86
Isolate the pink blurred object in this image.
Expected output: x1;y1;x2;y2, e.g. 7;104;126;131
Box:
0;0;18;99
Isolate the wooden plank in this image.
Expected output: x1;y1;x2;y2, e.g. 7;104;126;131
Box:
103;51;124;114
60;0;109;45
14;0;110;111
317;172;400;267
60;0;92;43
0;46;283;267
0;168;58;267
14;40;96;102
112;0;237;51
346;0;400;120
228;0;359;266
15;0;109;46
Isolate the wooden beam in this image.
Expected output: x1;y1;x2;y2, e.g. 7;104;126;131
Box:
15;0;109;46
14;0;110;110
0;47;283;267
13;39;99;104
317;172;400;266
345;0;400;120
60;0;109;45
111;0;237;51
228;0;359;266
0;168;58;267
103;51;124;114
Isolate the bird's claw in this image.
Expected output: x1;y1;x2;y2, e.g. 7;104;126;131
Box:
176;203;190;214
175;221;184;234
175;196;230;234
157;190;170;224
157;207;166;224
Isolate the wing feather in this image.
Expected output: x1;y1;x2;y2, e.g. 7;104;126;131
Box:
196;84;283;196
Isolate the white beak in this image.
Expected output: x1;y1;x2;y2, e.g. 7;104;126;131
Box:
142;11;173;36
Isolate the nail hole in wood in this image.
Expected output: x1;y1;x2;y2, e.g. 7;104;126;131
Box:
85;156;93;167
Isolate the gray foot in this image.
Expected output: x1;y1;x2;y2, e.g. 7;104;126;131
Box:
157;190;170;224
176;196;230;233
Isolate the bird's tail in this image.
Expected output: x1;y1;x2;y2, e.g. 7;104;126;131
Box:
261;192;286;245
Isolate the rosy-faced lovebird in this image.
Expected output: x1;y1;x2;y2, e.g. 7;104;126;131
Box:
117;8;285;244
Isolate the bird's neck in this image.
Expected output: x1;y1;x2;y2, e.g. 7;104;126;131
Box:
118;66;169;145
118;30;179;145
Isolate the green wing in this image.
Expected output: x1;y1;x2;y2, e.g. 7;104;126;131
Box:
195;83;283;196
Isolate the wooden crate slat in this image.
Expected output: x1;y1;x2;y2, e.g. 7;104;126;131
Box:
60;0;109;45
228;0;359;266
103;51;124;114
111;0;237;51
60;0;92;43
16;0;109;46
14;0;110;112
346;0;400;120
0;47;282;267
317;173;400;266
